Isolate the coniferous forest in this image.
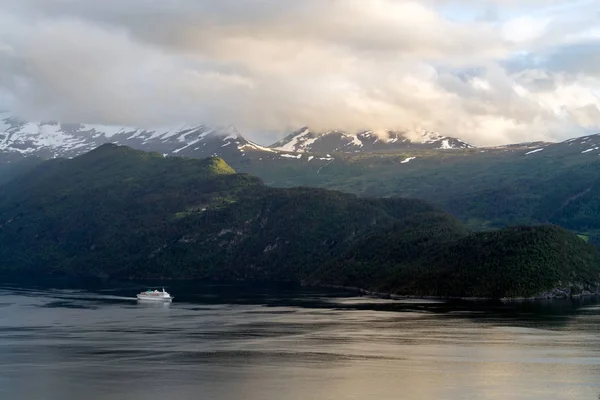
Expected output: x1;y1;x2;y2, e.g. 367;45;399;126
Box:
1;144;599;299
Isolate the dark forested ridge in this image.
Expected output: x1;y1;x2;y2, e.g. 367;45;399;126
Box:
312;225;600;298
230;136;600;245
0;154;43;186
6;133;600;246
1;144;599;299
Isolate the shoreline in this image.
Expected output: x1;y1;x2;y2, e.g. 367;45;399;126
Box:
312;284;600;303
3;273;599;302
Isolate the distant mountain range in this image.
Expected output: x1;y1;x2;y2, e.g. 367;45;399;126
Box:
251;131;600;246
4;112;600;247
6;112;600;164
270;127;473;153
0;113;472;163
0;112;276;161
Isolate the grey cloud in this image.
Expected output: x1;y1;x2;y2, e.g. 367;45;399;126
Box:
0;0;599;146
1;0;510;60
542;41;600;76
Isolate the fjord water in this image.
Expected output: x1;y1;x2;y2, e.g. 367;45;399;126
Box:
1;282;600;399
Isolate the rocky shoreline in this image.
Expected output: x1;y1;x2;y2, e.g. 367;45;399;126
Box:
526;282;600;300
315;283;600;302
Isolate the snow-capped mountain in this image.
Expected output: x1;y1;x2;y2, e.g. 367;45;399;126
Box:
559;133;600;155
0;113;477;171
486;141;552;150
269;127;473;153
0;112;275;161
483;134;600;158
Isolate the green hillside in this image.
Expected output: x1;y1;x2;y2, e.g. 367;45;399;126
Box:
0;154;43;186
314;224;600;298
1;144;599;299
237;143;600;243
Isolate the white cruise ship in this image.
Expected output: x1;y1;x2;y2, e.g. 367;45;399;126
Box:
136;288;174;302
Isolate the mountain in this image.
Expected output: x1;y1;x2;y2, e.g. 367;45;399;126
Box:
251;132;600;244
1;144;599;299
311;224;600;299
6;112;600;249
0;113;345;177
0;155;43;187
0;144;449;282
0;114;473;163
270;127;473;153
0;112;276;161
0;113;476;181
485;141;553;150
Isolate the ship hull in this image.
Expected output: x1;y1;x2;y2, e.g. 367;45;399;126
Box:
136;295;173;302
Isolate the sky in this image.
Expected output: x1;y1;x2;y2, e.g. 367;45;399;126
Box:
0;0;599;146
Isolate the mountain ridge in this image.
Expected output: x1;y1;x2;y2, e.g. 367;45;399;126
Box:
1;113;475;162
5;114;600;247
1;144;599;299
0;112;276;161
270;126;473;153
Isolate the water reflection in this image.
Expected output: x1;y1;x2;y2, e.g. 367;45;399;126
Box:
136;300;171;309
0;282;599;399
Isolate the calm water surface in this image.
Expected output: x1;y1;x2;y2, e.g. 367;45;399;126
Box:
1;281;600;399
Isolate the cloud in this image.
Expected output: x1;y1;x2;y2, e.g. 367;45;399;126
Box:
0;0;599;146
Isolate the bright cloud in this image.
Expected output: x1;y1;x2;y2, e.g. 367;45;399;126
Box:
0;0;598;146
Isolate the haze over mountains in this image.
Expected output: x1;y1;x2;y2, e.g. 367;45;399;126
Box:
2;112;597;164
0;113;476;161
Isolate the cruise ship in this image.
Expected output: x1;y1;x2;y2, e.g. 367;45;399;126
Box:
136;288;174;302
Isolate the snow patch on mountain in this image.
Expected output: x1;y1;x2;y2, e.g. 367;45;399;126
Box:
348;134;364;148
402;129;445;144
270;127;473;153
280;153;302;159
240;142;276;153
525;148;544;155
0;113;276;160
439;139;453;149
174;138;203;153
273;128;319;152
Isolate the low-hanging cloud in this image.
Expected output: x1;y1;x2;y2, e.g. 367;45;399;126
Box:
0;0;599;146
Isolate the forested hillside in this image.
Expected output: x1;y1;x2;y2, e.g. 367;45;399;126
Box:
1;144;599;299
242;137;600;244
